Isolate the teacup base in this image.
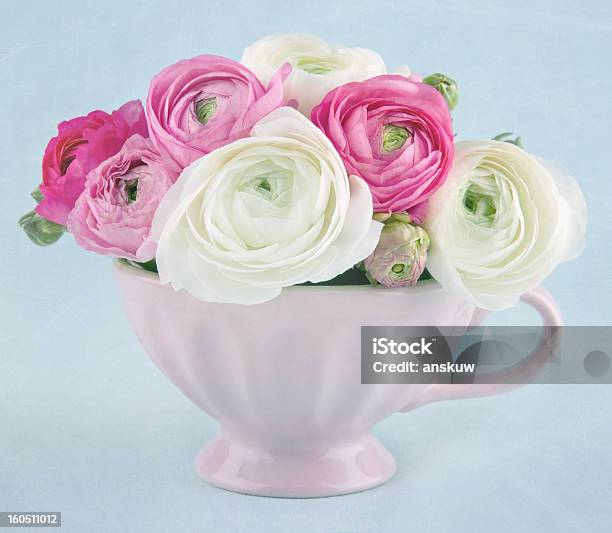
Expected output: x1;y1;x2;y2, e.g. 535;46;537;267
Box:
195;428;396;498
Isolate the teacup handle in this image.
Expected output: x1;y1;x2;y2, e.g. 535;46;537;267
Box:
400;287;563;411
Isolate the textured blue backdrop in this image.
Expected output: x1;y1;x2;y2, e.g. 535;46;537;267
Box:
1;1;611;532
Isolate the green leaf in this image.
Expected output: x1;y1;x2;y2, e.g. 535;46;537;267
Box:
299;265;434;286
299;266;370;286
136;258;158;272
18;210;65;246
120;260;434;286
492;132;523;148
418;268;433;281
123;258;158;273
31;187;43;203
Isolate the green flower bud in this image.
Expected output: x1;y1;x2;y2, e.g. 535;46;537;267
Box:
381;124;410;153
423;72;458;110
18;209;65;246
195;97;217;125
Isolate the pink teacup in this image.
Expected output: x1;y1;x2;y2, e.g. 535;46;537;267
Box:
114;261;561;497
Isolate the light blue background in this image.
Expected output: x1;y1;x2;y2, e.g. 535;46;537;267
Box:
1;1;611;532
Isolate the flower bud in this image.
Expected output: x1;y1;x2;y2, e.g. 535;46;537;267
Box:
423;73;458;110
363;214;429;287
18;209;65;246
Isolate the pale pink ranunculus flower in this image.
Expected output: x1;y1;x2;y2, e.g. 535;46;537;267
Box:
36;100;148;225
363;213;429;287
146;55;291;168
311;75;454;221
67;135;179;261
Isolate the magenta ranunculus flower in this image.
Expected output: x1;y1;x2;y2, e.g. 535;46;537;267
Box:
146;55;291;168
36;100;148;226
311;75;454;220
66;135;178;261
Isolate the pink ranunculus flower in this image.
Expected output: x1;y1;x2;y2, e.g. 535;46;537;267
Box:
67;135;178;261
36;100;148;226
363;213;429;288
146;55;291;168
311;75;454;221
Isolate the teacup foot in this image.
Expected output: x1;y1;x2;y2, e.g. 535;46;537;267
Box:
195;428;396;498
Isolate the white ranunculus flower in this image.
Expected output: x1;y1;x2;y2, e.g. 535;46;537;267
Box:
424;140;587;310
151;107;383;305
241;33;386;115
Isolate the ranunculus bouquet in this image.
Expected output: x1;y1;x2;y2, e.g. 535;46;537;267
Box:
20;33;586;310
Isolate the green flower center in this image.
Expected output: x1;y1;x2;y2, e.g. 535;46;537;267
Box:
195;97;217;125
239;162;294;209
463;177;499;226
295;56;338;75
125;179;138;204
251;177;274;200
382;125;410;153
391;263;405;274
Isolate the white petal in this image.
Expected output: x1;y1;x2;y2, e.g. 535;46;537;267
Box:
392;65;412;77
536;158;587;262
424;140;587;310
309;176;382;282
153;102;380;305
241;33;386;114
